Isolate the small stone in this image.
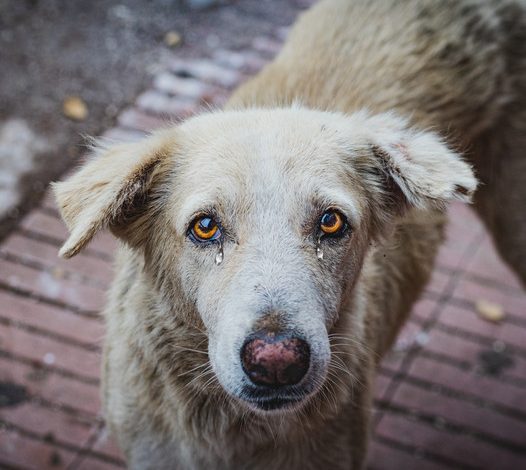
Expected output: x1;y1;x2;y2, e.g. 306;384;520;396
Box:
63;96;88;121
43;352;55;365
475;300;504;323
414;331;429;346
164;31;182;48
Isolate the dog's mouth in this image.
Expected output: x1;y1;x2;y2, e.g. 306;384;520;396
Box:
247;396;302;411
240;385;310;412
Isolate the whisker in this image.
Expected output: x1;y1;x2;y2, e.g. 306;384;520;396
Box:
178;361;211;378
172;345;209;355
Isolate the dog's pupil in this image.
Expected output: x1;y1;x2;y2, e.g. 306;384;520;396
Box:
199;218;215;232
322;212;336;227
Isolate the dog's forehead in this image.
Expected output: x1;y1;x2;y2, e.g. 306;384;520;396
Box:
166;110;361;228
175;109;351;190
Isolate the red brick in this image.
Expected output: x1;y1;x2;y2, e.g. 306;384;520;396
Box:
0;356;100;415
368;439;445;470
387;321;428;364
101;126;146;143
1;403;92;449
117;107;167;133
1;233;113;285
465;235;523;290
426;326;526;379
168;57;242;88
374;370;395;400
435;244;466;271
0;258;106;313
212;49;267;74
446;202;484;240
0;428;77;470
411;297;439;323
21;209;69;240
20;210;117;257
136;90;197;118
276;27;291;41
0;322;101;381
408;355;526;414
41;191;60;212
381;310;434;372
424;269;450;296
391;381;526;448
86;232;118;259
251;36;282;57
76;456;125;469
90;427;125;463
452;277;526;320
380;351;408;373
435;203;482;270
153;72;219;101
438;303;526;354
0;290;104;345
376;412;525;469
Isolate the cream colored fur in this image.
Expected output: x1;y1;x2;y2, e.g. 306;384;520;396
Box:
53;0;526;468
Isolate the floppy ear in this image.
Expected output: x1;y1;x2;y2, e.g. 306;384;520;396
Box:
53;130;175;258
351;112;477;216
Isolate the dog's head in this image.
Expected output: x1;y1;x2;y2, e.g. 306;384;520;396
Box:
54;108;476;412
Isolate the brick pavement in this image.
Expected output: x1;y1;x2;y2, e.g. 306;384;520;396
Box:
1;28;525;470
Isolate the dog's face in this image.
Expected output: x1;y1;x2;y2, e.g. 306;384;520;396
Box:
54;107;476;412
168;110;373;411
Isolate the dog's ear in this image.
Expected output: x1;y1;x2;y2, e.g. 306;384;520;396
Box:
53;131;175;258
352;112;477;216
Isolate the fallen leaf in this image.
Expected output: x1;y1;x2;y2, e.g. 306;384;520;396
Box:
63;96;88;121
164;30;182;47
476;300;504;323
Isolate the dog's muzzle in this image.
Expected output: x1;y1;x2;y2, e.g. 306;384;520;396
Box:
240;330;311;410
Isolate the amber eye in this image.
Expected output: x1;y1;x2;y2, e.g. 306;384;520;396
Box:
319;209;346;236
190;216;221;242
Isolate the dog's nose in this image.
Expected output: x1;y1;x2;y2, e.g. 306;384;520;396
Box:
241;332;310;387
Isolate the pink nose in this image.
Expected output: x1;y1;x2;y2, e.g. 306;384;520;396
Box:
241;332;310;387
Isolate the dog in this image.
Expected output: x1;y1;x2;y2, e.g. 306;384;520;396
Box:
53;0;526;468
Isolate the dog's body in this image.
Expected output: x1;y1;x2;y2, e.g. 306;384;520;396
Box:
54;0;526;469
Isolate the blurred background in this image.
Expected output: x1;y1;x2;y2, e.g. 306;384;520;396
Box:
0;0;310;238
0;1;525;469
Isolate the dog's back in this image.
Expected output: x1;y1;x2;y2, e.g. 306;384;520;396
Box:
231;0;526;286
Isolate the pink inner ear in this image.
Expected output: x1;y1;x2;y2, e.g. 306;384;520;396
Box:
391;142;411;160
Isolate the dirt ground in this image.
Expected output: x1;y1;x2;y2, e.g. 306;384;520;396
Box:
0;0;308;239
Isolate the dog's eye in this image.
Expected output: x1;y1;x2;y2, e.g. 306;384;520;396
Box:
190;216;221;242
319;209;346;236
